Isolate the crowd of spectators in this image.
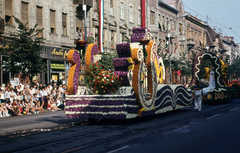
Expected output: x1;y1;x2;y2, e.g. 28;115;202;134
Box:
0;80;67;118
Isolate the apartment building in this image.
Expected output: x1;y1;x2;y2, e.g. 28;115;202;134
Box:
0;0;76;85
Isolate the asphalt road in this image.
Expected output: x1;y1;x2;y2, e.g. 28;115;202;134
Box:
0;99;240;153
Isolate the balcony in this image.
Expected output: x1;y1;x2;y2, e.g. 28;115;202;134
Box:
166;30;177;39
74;0;93;15
73;0;93;7
0;18;4;34
187;39;195;50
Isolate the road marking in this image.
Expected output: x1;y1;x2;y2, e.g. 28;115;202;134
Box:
164;125;189;134
107;146;130;153
206;114;220;120
230;107;239;112
173;125;189;132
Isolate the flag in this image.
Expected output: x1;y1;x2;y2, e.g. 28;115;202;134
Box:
174;43;178;53
177;70;181;76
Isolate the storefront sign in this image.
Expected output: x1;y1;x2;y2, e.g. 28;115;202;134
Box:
51;48;68;59
51;63;65;70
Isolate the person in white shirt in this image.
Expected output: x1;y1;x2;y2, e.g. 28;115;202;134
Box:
10;88;16;103
15;91;21;101
16;85;23;92
5;88;11;103
0;90;5;103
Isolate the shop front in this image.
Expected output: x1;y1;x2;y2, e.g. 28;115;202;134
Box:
41;46;70;85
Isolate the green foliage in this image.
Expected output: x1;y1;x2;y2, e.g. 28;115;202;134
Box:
0;16;46;81
98;53;118;71
123;35;130;43
228;57;240;78
87;36;94;44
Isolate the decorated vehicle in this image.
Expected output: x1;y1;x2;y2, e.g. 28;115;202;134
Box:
65;27;193;120
189;52;238;103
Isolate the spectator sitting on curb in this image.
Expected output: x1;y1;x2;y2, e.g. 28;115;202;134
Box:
33;94;39;104
6;101;14;116
0;89;5;103
2;103;9;117
5;88;11;104
12;99;21;115
0;103;3;118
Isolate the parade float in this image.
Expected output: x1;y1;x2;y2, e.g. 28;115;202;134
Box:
189;52;238;103
65;27;193;120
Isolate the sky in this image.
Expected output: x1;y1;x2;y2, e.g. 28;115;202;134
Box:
182;0;240;43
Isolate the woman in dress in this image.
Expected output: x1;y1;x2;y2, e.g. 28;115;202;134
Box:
203;67;215;95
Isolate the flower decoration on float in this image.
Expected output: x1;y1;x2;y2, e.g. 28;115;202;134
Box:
85;43;99;67
84;62;121;94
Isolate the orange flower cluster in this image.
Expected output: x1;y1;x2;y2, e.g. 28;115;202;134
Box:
131;48;142;106
146;41;155;96
228;80;240;87
67;49;79;95
85;43;98;67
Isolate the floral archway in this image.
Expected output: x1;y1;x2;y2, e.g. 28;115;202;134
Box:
189;52;225;88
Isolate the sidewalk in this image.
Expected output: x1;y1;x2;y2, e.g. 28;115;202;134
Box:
0;110;85;136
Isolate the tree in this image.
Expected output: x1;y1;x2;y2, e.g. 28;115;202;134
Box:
98;52;118;71
0;16;46;84
228;57;240;78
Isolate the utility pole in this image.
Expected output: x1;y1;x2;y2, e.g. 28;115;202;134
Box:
83;0;87;42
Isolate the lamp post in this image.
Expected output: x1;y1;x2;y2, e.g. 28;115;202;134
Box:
167;14;188;84
83;0;87;42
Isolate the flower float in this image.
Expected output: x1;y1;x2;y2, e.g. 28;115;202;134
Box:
65;27;193;120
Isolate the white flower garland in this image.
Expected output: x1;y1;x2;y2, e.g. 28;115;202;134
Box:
65;104;138;109
66;110;138;119
155;106;173;114
195;53;224;87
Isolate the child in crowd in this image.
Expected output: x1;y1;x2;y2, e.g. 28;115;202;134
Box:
0;103;3;117
0;89;5;103
1;103;9;117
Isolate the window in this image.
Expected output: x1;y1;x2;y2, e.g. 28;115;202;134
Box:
120;2;124;19
62;13;67;35
21;2;29;27
129;6;133;22
179;23;183;35
50;9;56;33
173;21;176;30
94;0;98;10
36;6;43;37
150;11;155;25
5;0;13;25
138;9;141;25
162;16;165;30
109;0;113;16
110;30;115;47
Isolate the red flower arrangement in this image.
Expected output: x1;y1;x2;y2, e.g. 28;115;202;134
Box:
84;62;121;94
75;40;88;46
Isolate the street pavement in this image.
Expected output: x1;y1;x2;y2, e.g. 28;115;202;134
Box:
0;99;240;153
0;110;85;136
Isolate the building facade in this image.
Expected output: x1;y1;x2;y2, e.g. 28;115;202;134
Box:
0;0;77;85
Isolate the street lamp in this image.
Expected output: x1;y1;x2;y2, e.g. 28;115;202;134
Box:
167;14;188;84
